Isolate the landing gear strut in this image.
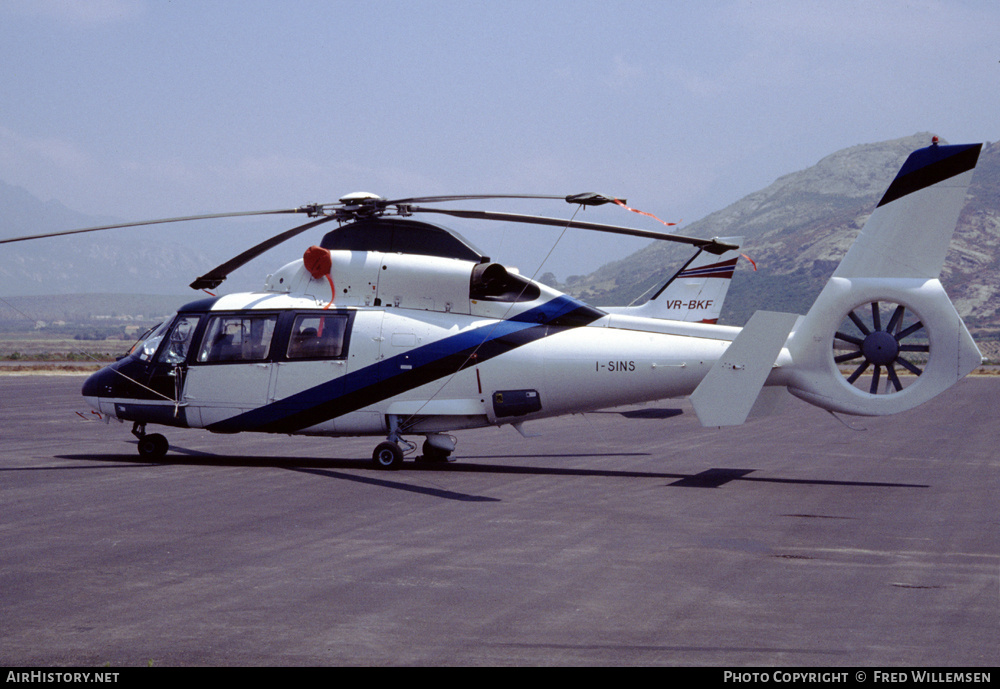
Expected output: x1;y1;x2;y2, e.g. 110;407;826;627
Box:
371;415;416;470
132;422;169;460
372;418;456;469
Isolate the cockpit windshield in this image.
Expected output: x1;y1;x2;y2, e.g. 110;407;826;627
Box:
133;321;169;362
158;316;202;364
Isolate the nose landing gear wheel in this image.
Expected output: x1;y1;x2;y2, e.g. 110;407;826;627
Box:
137;433;169;460
372;441;404;470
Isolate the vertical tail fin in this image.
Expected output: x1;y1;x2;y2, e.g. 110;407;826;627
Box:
833;142;982;280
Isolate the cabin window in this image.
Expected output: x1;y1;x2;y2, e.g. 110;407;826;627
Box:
197;314;278;363
286;314;348;359
157;316;202;364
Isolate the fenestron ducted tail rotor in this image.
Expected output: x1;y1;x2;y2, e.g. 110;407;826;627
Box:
833;300;929;394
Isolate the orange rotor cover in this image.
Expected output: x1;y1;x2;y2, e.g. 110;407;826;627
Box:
303;245;332;278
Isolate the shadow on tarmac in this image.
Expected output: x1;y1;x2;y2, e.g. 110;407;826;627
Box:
45;448;930;492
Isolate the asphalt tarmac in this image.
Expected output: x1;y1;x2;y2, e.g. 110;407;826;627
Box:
1;374;997;667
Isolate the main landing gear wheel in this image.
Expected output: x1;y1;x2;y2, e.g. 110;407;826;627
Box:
137;433;169;460
372;441;404;470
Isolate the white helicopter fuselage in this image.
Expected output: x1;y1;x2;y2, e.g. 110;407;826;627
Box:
83;250;741;441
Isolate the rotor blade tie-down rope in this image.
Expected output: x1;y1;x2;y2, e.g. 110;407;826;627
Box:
611;199;757;271
611;198;679;228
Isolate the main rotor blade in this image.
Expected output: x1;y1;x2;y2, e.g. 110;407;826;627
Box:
387;194;563;205
0;208;318;245
405;207;738;254
385;193;624;207
189;215;338;291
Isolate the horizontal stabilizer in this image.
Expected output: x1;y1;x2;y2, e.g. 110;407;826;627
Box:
690;310;798;426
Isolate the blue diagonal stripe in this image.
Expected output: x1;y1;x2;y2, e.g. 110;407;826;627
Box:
207;296;603;433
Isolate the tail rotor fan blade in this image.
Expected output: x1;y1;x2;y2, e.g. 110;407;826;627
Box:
835;331;864;347
896;356;924;376
835;351;864;364
886;304;906;334
870;364;882;394
847;309;871;336
896;320;925;341
886;363;903;393
846;360;871;384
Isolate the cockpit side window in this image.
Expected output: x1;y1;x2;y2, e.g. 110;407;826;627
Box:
286;314;348;359
157;316;202;364
197;314;278;363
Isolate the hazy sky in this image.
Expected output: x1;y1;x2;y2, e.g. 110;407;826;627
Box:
2;0;998;280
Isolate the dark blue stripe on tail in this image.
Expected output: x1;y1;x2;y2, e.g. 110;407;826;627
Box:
877;143;982;208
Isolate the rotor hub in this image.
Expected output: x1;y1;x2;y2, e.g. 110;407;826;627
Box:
861;330;899;366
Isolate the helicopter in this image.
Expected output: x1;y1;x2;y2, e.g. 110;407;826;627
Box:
2;139;983;469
